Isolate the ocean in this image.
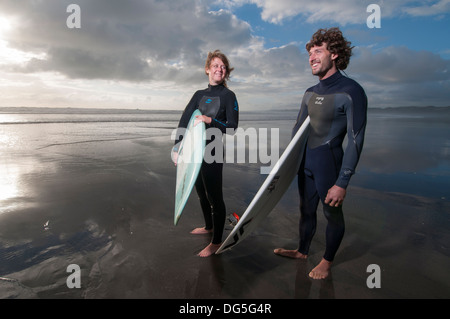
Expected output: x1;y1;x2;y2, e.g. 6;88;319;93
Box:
0;106;449;299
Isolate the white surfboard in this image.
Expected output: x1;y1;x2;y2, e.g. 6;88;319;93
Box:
216;116;310;254
174;109;206;225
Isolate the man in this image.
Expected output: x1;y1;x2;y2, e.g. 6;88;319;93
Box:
274;28;367;279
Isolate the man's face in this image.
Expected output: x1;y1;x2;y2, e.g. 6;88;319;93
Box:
308;43;337;80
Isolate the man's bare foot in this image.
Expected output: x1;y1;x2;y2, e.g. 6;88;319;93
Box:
309;258;332;279
197;243;221;257
273;248;307;259
190;227;212;235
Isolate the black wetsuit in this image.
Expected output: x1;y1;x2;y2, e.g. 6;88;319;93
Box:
175;84;239;244
293;71;367;262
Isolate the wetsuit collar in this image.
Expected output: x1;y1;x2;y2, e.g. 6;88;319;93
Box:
319;71;343;87
207;83;225;91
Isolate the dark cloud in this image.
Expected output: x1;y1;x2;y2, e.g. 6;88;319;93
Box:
0;0;253;82
352;46;450;84
348;46;450;107
0;0;449;109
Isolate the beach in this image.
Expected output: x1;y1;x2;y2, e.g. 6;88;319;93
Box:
0;106;449;300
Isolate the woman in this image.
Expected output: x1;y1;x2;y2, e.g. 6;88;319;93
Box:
173;50;239;257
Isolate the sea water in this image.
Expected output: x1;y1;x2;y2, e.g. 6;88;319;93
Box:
1;105;448;212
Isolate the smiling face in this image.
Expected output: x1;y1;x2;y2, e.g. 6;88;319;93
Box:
308;43;338;80
206;57;227;86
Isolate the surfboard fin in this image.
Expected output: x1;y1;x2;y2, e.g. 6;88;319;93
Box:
228;213;240;227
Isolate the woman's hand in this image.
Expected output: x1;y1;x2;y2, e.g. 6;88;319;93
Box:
194;115;212;126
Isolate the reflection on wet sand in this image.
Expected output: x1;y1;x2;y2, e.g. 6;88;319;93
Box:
0;107;449;299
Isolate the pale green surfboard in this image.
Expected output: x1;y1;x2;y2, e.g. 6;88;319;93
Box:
174;109;206;225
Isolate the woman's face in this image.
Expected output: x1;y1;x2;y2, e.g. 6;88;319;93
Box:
206;57;227;85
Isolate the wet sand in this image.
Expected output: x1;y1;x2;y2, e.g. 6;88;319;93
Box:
1;128;449;300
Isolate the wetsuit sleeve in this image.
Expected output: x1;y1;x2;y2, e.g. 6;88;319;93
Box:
209;91;239;134
336;87;368;189
173;92;199;149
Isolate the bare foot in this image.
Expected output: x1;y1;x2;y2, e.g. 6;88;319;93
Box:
197;243;221;257
190;227;212;235
309;258;332;279
273;248;307;259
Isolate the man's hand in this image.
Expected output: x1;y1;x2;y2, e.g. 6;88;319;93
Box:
325;185;346;207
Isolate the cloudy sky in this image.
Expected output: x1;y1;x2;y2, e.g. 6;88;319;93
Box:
0;0;449;110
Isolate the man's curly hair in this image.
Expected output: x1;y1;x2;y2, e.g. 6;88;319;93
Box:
306;27;353;71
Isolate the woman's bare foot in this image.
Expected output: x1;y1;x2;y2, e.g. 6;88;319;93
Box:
190;227;212;235
309;258;332;279
197;243;221;257
273;248;307;259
